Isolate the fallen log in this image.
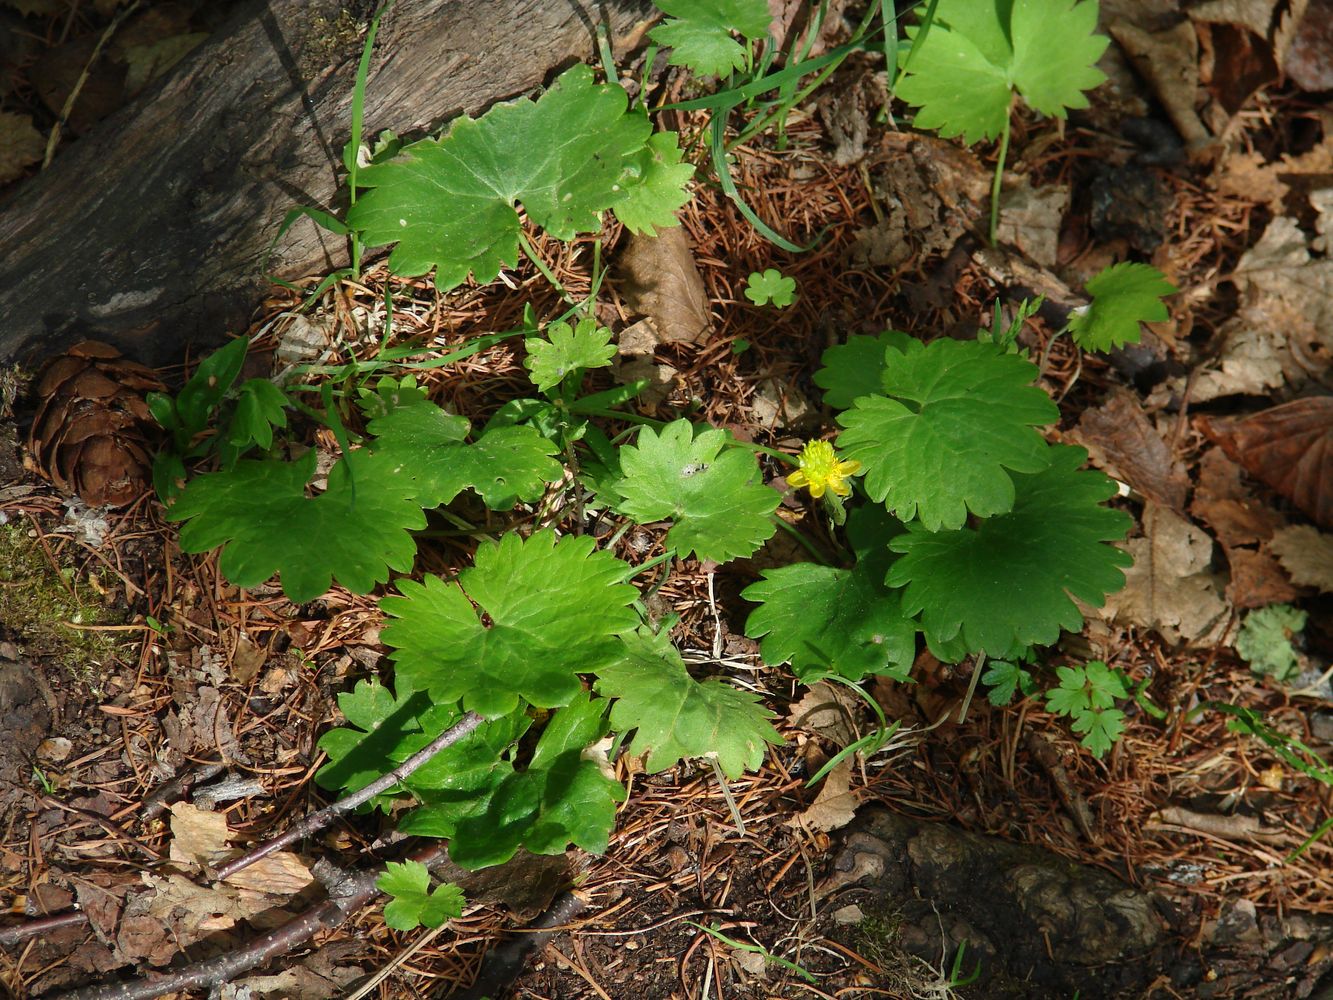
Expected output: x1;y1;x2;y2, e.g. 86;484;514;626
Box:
0;0;654;366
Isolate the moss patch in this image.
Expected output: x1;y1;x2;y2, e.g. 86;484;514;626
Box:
0;522;123;685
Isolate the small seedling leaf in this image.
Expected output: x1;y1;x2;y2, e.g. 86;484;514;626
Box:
743;268;797;307
1068;262;1176;352
378;860;465;930
649;0;773;77
525;317;616;392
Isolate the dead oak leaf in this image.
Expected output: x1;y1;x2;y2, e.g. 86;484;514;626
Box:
1270;524;1333;592
1199;396;1333;529
1101;504;1230;644
617;226;710;344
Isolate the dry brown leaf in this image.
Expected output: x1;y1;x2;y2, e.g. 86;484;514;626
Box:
1101;505;1230;644
1189;0;1279;39
1270;524;1333;592
168;802;230;872
230;634;266;684
785;760;858;833
1148;806;1284;844
0;111;43;185
1199;397;1333;529
1225;546;1302;608
1283;0;1333;89
1110;19;1212;147
1189;447;1287;548
1069;389;1188;510
996;178;1069;268
786;681;861;749
222;850;314;896
617;227;710;344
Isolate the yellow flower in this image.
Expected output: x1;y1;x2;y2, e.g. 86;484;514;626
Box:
786;440;861;499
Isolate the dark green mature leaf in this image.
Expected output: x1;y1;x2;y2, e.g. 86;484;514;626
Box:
615;419;779;562
836;338;1058;531
167;450;424;602
347;65;673;291
650;0;772;77
743;509;915;682
402;693;625;870
596;630;781;778
367;400;562;509
888;445;1133;655
378;861;465;931
1068;262;1176;352
314;677;529;811
227;379;288;451
381;530;640;717
813;331;914;410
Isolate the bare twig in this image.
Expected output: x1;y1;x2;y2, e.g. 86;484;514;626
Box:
211;711;483;881
0;912;89;948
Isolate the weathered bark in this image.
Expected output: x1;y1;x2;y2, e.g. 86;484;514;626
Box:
0;0;655;366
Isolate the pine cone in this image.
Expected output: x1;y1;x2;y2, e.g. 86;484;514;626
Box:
26;341;164;507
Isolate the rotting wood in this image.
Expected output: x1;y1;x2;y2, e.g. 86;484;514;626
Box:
0;0;656;367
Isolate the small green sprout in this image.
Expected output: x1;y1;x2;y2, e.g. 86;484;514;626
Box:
744;268;797;307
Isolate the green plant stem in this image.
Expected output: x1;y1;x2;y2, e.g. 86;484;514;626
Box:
988;111;1012;247
771;515;832;566
517;231;567;299
624;549;676;581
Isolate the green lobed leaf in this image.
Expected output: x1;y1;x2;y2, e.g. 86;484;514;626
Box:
377;860;466;931
366;400;562;510
314;677;529;810
813;331;915;410
896;0;1107;144
1068;262;1176;352
836;338;1058;531
166;450;424;602
524;317;616;393
175;336;248;436
743;269;797;308
614;131;695;235
1236;604;1308;682
981;659;1034;706
887;445;1133;656
614;419;780;562
1045;662;1130;758
227;379;288;451
649;0;773;77
596;630;781;778
347;65;660;291
380;530;640;717
743;508;915;683
404;693;626;870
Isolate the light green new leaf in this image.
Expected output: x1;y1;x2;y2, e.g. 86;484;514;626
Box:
166;450;423;602
743;509;915;683
888;445;1133;655
378;861;465;931
347;64;653;291
381;530;640;717
525;317;615;392
596;630;781;778
650;0;772;77
1068;262;1176;352
615;419;779;562
1236;604;1308;682
981;659;1033;706
743;269;797;308
614;131;695;235
813;331;915;410
404;694;625;870
1045;662;1130;758
367;401;562;510
896;0;1108;144
836;338;1058;530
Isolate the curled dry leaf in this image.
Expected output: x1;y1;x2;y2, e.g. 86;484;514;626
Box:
1270;524;1333;592
617;225;710;344
785;759;858;833
1198;396;1333;529
1069;389;1188;510
26;340;163;507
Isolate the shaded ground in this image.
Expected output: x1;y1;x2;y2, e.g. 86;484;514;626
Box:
3;2;1333;999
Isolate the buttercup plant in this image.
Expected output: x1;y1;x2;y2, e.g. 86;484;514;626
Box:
151;0;1163;933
